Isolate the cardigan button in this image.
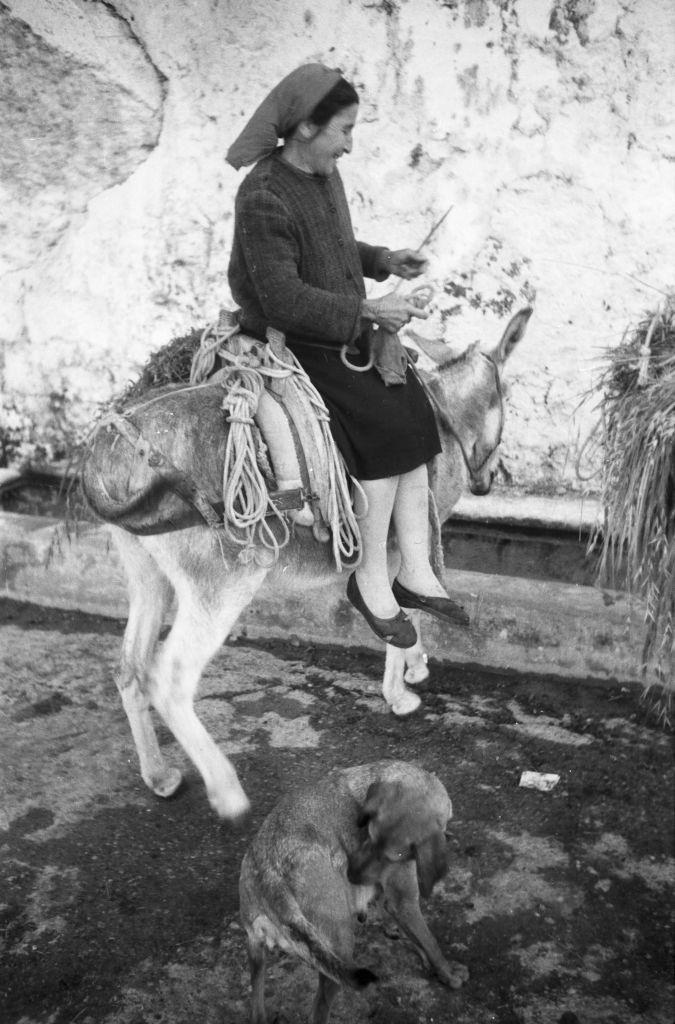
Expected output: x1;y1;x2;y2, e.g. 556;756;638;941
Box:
337;237;344;247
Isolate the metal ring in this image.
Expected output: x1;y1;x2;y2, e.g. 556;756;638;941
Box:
340;344;374;373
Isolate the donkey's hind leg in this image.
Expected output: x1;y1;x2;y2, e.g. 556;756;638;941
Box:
144;537;269;819
112;529;180;799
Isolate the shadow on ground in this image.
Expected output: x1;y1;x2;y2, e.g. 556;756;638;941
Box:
0;598;673;1024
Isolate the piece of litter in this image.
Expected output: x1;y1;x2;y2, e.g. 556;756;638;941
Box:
519;771;560;792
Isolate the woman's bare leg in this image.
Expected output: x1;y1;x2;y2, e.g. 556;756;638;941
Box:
392;464;448;598
354;476;400;617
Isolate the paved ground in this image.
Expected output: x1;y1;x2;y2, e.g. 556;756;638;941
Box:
1;598;673;1024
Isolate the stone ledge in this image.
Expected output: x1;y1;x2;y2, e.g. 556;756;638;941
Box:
450;491;602;534
0;511;646;686
0;468;600;536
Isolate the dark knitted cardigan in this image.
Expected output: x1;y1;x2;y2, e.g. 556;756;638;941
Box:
227;151;442;481
228;152;389;346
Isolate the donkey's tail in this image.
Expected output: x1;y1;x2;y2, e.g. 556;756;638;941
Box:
288;917;377;989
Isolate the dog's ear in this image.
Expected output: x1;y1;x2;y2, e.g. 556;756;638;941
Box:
413;830;449;898
357;780;401;830
356;781;380;827
356;807;370;828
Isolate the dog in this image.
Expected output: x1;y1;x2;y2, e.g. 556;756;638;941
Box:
239;760;469;1023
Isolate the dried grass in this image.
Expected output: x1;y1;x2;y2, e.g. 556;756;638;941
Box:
595;296;675;722
114;327;203;406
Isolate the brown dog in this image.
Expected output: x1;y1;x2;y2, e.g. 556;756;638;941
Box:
239;760;468;1023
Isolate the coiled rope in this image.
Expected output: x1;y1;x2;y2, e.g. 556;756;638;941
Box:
217;363;291;565
265;344;364;570
191;313;363;570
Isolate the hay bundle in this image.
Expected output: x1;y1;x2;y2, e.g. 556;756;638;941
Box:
115;327;203;406
596;295;675;719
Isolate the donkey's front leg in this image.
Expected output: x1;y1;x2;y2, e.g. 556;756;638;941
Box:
382;612;428;714
403;610;429;686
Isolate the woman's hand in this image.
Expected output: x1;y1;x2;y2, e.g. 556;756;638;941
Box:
361;292;430;333
386;249;428;279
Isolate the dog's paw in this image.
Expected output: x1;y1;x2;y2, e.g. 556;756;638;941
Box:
437;959;469;989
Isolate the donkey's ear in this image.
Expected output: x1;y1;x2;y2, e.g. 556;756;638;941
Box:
406;330;459;369
488;306;532;365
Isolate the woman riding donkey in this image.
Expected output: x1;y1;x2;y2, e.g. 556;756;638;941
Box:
227;63;468;649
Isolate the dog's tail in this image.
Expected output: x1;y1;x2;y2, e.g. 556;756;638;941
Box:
288;918;377;990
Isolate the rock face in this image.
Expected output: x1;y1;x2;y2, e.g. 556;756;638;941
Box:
1;0;673;490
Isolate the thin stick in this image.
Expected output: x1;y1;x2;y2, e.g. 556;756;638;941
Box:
391;206;453;293
416;205;453;252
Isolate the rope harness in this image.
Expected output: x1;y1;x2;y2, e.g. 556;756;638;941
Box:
87;301;469;574
188;310;363;570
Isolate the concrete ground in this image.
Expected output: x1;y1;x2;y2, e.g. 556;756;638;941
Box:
0;490;673;1023
1;597;673;1024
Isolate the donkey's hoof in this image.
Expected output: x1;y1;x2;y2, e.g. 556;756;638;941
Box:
226;804;252;831
404;659;430;686
209;786;251;822
390;689;422;717
149;767;184;799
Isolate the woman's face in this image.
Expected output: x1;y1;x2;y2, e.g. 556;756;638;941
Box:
305;102;358;177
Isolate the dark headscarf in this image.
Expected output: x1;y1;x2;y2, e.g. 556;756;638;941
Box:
226;63;341;170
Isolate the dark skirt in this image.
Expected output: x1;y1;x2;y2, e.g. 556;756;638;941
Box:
288;339;441;480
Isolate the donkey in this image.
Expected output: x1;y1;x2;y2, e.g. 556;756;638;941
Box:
96;308;531;819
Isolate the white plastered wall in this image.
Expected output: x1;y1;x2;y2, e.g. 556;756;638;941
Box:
1;0;673;491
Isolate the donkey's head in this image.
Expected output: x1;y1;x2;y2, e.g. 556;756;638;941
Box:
411;307;531;507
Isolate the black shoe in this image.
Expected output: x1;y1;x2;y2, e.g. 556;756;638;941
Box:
392;578;470;627
346;573;417;649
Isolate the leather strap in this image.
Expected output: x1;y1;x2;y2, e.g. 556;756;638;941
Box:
263;388;317;505
107;413;223;529
107;412;307;527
